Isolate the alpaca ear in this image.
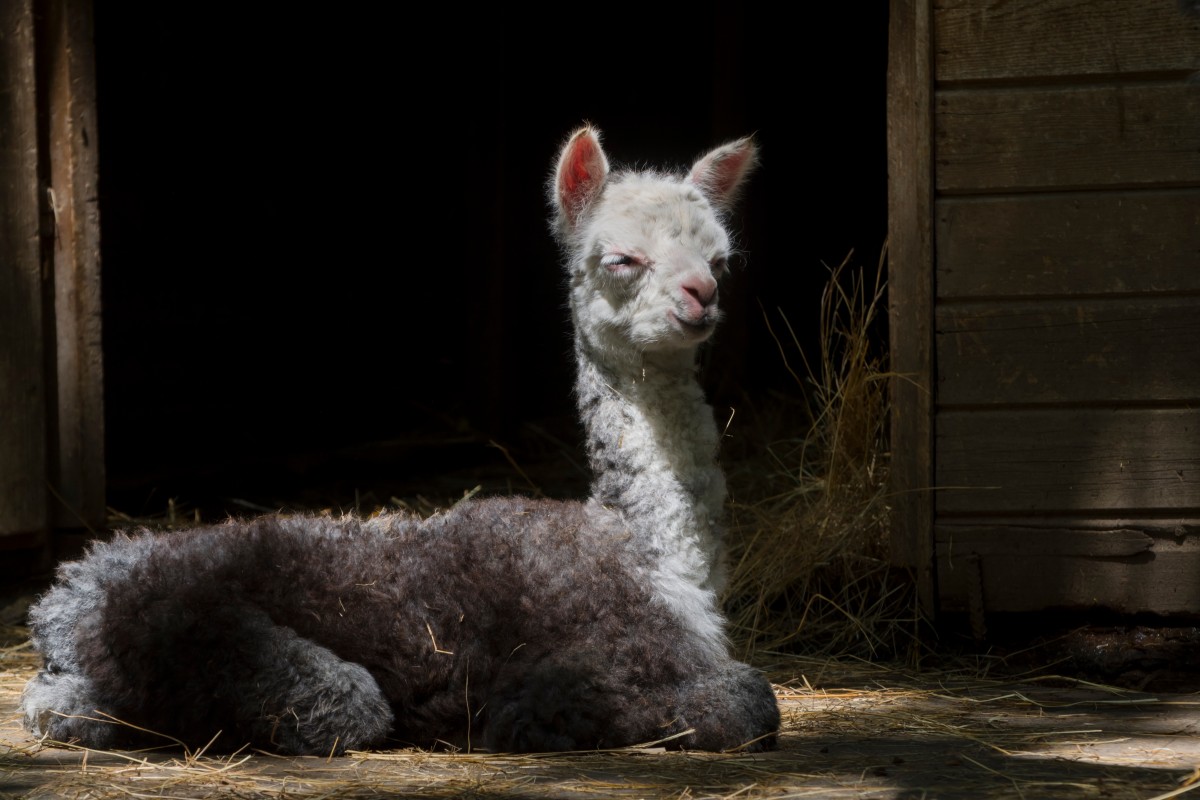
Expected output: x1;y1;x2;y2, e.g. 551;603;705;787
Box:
688;135;759;212
553;125;610;231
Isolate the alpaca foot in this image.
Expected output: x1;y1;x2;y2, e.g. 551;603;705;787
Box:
21;669;121;749
674;662;780;752
236;630;394;755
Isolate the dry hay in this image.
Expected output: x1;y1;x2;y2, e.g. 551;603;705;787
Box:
5;636;1200;799
723;245;917;664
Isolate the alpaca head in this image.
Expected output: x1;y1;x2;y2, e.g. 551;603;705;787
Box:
550;125;758;361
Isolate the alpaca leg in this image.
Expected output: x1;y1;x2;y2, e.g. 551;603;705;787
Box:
229;621;394;755
21;669;122;749
483;660;596;752
25;602;393;755
173;607;394;755
672;661;780;752
484;658;779;754
483;654;634;752
483;652;714;753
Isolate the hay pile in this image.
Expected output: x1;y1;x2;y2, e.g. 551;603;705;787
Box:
7;644;1199;800
723;245;919;664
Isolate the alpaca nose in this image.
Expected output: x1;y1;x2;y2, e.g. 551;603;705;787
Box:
681;275;718;316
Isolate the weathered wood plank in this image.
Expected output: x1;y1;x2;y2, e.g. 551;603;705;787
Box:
0;0;49;539
936;297;1200;406
928;0;1200;619
935;0;1200;84
936;84;1200;193
888;0;938;614
936;408;1200;515
936;190;1200;298
937;525;1200;613
43;0;105;531
938;525;1155;558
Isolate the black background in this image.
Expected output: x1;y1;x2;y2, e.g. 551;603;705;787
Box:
93;3;890;514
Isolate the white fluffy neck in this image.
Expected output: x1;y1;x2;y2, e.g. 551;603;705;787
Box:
574;337;728;595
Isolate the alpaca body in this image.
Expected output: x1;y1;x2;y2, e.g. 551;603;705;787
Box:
22;125;777;755
23;499;777;753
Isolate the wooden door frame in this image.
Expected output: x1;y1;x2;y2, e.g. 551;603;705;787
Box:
0;0;104;564
886;0;938;617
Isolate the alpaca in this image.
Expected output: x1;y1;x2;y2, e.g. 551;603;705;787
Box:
21;125;778;756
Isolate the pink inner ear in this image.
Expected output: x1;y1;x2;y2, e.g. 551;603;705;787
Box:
563;135;600;194
558;130;607;225
690;138;757;208
707;151;751;198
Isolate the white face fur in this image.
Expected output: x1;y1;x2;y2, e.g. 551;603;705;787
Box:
552;126;757;360
571;175;732;355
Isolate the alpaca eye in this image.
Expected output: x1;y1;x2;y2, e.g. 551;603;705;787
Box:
600;253;633;268
600;253;642;274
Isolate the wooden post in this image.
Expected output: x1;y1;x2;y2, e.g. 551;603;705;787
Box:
0;0;104;573
0;0;51;550
886;0;937;617
42;0;105;533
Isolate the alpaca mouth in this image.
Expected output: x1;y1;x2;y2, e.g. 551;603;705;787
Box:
669;310;717;337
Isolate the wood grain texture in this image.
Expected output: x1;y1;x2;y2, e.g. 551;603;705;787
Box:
936;84;1200;193
937;525;1154;558
936;408;1200;516
925;1;1200;618
938;526;1200;613
935;0;1200;84
936;296;1200;406
936;190;1200;298
0;0;49;538
888;0;938;615
44;0;106;531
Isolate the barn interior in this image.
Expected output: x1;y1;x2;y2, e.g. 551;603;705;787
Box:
7;3;1200;799
94;4;889;522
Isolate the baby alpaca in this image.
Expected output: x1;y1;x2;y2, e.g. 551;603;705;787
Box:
22;125;777;756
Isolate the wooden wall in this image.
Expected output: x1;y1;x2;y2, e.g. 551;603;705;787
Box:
889;0;1200;620
0;0;105;571
0;0;50;553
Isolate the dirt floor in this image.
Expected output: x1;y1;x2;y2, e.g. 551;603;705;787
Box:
5;637;1200;800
